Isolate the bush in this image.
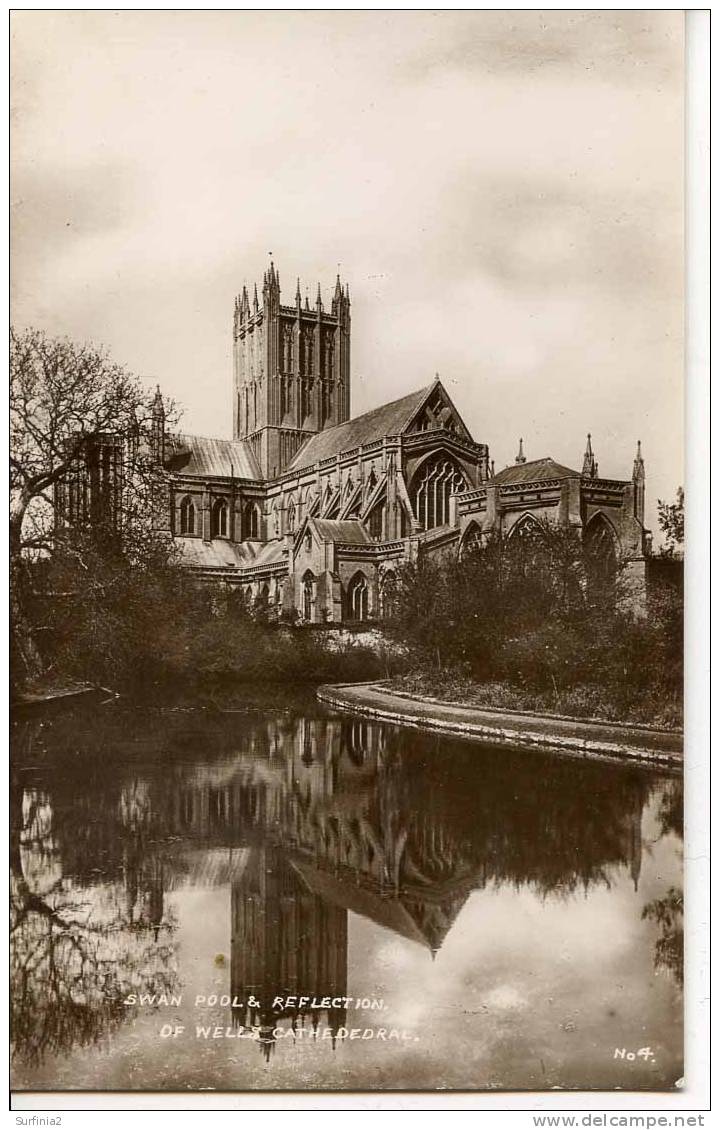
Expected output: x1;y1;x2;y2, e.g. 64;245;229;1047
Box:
388;524;682;727
32;541;394;696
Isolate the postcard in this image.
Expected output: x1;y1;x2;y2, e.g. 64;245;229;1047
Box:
10;9;693;1108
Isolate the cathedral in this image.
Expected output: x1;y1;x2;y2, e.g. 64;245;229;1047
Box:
147;262;650;622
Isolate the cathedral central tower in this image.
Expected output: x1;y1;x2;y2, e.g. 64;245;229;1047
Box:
232;262;351;477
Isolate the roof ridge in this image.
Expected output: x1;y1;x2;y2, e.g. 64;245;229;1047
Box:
173;431;249;444
306;382;432;438
397;379;439;433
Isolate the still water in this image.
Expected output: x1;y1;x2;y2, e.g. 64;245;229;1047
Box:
11;689;683;1093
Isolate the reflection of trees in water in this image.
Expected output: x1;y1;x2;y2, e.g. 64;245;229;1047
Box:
11;703;679;1065
10;772;178;1068
640;779;683;989
642;887;683;987
371;730;650;899
656;778;683;840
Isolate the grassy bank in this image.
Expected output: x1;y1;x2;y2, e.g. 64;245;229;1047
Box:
387;670;682;730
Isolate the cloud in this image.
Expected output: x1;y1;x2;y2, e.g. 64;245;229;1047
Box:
10;11;684;531
406;11;682;84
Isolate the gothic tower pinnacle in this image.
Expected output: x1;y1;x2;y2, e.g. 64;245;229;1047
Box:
232;262;352;477
582;433;598;478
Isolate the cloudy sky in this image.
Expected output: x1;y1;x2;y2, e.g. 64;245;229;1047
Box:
11;11;684;533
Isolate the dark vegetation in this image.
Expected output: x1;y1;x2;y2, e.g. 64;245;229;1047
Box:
386;520;683;729
15;540;396;698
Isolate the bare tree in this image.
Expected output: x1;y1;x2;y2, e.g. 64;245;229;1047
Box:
10;326;179;683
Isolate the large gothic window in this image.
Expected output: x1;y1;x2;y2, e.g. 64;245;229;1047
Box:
583;514;618;582
348;573;369;621
411;454;467;531
211;498;228;539
179;495;195;536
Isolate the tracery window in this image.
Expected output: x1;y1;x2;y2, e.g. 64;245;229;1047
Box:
211;497;228;539
508;514;543;542
348;573;369;621
411;455;467;531
459;522;483;559
368;503;384;541
243;501;259;539
583;515;618;582
179;495;195;536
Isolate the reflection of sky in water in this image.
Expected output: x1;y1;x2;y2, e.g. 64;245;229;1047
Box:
11;698;682;1092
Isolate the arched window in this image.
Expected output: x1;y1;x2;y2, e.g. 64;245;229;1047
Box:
211;498;228;538
459;522;483;559
302;571;315;622
368;503;384;541
287;498;296;533
411;454;467;531
583;514;618;581
508;513;543;542
243;501;259;539
379;571;397;619
304;529;312;554
179;495;195;535
348;573;369;621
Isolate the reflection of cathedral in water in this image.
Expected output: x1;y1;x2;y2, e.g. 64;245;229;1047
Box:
12;707;653;1065
231;847;347;1059
160;713;645;1057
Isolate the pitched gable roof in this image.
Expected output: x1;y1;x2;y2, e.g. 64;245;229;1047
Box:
286;382;438;472
494;457;580;486
165;434;261;480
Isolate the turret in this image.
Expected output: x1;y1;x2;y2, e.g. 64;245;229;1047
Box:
151;384;165;463
582;433;598;479
515;438;526;465
632;440;645;524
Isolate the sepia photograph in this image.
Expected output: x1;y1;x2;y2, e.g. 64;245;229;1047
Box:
9;9;692;1104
